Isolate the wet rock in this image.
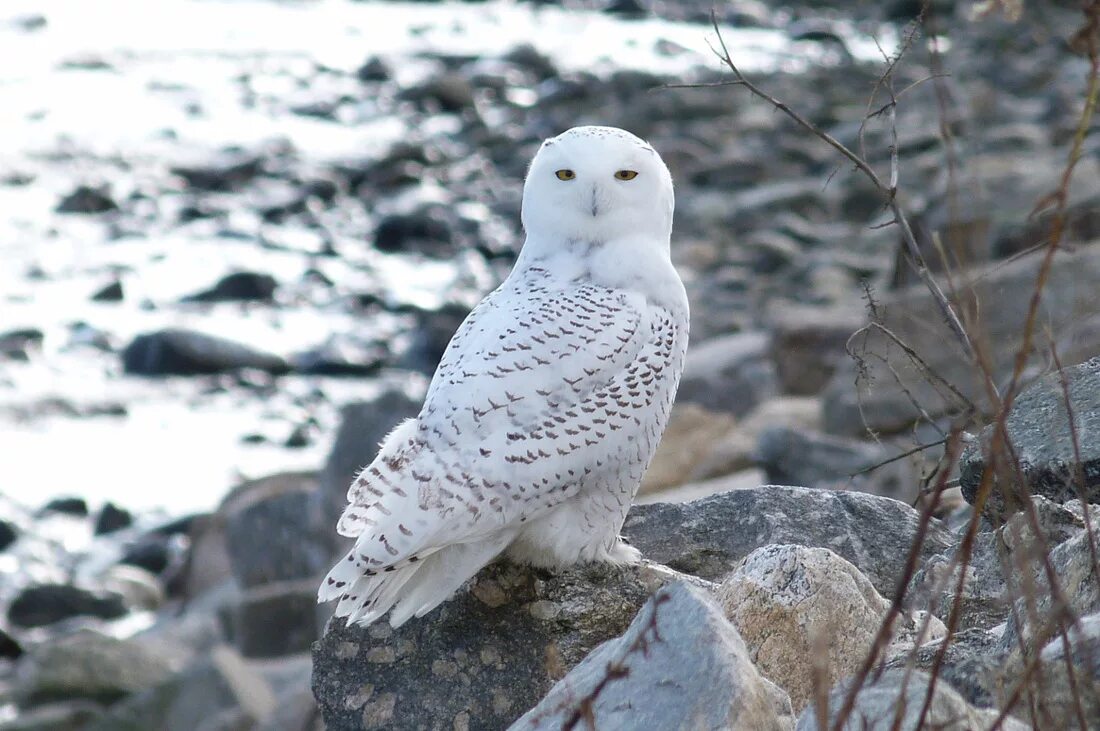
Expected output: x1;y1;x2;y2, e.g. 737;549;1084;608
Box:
823;244;1100;437
0;518;17;551
756;427;911;500
769;303;863;395
320;390;421;533
171;149;263;191
312;561;693;730
718;544;942;713
0;701;104;731
960;355;1100;519
182;271;278;303
94;502;133;535
87;645;276;731
796;668;1028;730
676;331;778;417
223;473;329;588
514;582;792;731
14;630;181;705
230;579;324;658
90;280;124;302
8;584;128;628
56;185;118;214
622;485;953;596
40;496;87;517
122;328;289;376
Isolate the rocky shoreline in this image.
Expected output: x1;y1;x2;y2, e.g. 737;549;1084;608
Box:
3;0;1100;728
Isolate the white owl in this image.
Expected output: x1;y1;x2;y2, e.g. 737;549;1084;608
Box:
318;126;689;627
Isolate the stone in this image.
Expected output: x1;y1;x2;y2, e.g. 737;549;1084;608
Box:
756;427;913;501
676;331;778;417
182;271;278;303
312;561;698;730
0;518;17;551
86;645;276;731
1021;610;1100;728
94;502;133;535
231;579;324;658
101;564;166;612
636;470;767;505
14;630;181;705
769;304;864;395
823;244;1100;437
171;149;263;191
122;328;289;376
222;473;329;588
718;544;941;713
394;302;470;376
8;584;128;628
889;627;1004;711
639;403;751;494
796;668;1029;730
291;335;386;377
622;485;953;597
120;537;173;575
399;72;475;113
960;355;1100;518
90;280;124;302
513;582;792;731
56;185;118;214
319;390;421;535
0;701;104;731
40;496;87;517
0;626;23;659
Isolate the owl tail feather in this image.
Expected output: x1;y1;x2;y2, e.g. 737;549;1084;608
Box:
325;531;516;629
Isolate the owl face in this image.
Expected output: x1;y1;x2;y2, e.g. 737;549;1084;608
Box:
521;126;674;248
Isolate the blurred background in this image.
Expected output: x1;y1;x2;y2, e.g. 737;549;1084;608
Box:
1;0;1098;728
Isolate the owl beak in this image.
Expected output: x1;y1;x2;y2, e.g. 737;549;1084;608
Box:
589;183;600;217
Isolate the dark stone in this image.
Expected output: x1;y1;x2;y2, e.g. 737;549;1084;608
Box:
56;185;118;214
122;328;289;376
399;72;475;113
1;328;44;359
356;56;392;82
604;0;648;18
676;332;777;417
8;584;128;628
373;209;455;256
121;538;172;575
91;280;124;302
224;483;330;588
170;149;263;191
960;355;1100;518
182;271;278;303
0;518;17;551
292;336;386;377
95;502;134;535
42;496;88;517
394;302;470;375
230;579;323;658
0;626;23;659
312;561;682;730
320;390;421;534
622;485;953;597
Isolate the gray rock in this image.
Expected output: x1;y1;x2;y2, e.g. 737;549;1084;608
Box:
0;701;104;731
755;427;912;500
888;627;1005;711
8;584;128;628
769;303;864;395
796;668;1028;730
311;560;697;730
14;630;182;705
960;355;1100;518
182;271;278;303
0;518;16;551
87;645;275;731
1022;610;1100;728
223;475;329;588
122;328;289;376
823;244;1100;437
94;502;133;535
622;485;953;596
171;149;263;191
56;185;118;214
513;582;792;731
319;390;420;537
230;579;325;658
677;332;778;417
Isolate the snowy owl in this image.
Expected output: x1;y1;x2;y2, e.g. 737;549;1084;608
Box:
318;126;689;627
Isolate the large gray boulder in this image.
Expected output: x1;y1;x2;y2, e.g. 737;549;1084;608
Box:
311;561;700;730
676;331;778;417
512;582;793;731
960;355;1100;518
622;485;953;596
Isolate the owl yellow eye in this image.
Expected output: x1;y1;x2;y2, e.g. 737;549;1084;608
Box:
614;170;638;180
555;169;576;181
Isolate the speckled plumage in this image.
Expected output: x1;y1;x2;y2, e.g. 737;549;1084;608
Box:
318;126;689;627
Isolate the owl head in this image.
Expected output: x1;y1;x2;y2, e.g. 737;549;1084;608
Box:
521;126;674;250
